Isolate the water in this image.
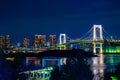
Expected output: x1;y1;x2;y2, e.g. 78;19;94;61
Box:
3;54;120;80
87;54;120;80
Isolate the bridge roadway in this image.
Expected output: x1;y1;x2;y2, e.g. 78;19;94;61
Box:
63;40;120;45
10;39;120;54
56;39;120;49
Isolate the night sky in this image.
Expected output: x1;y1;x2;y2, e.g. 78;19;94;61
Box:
0;0;120;43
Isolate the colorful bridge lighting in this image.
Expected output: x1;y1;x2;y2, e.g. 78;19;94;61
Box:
104;46;120;53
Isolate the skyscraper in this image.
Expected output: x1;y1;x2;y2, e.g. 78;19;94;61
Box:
0;35;10;49
33;35;46;48
23;37;29;48
49;35;56;48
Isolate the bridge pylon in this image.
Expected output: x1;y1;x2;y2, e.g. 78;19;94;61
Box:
93;25;103;41
93;42;103;54
59;33;67;50
59;33;66;44
93;25;103;54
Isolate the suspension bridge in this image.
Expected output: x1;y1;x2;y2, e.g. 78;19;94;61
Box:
16;24;120;80
11;24;120;54
57;24;120;54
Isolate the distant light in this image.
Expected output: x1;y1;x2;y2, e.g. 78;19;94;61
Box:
17;42;21;47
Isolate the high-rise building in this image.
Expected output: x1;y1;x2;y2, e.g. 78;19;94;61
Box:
23;37;29;48
0;35;10;49
0;36;3;48
49;35;56;47
33;35;46;48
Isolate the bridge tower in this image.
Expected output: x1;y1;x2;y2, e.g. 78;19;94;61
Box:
93;25;103;54
59;33;67;50
93;25;103;41
59;33;66;44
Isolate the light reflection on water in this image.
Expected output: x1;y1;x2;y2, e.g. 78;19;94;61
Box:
88;54;120;80
18;57;67;79
19;54;120;80
90;55;105;80
105;54;120;73
24;57;67;68
25;57;41;66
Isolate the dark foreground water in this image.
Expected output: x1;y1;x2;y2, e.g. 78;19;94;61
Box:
1;54;120;80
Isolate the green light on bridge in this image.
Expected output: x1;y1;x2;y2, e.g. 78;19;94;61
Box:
105;46;120;53
116;46;120;53
111;76;118;80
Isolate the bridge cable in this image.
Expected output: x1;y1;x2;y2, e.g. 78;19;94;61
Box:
102;27;112;40
80;27;93;40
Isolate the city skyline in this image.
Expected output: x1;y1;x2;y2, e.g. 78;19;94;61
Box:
0;0;120;42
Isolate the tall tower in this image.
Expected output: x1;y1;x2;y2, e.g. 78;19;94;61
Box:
49;35;56;48
0;36;3;48
0;35;10;49
93;25;103;41
92;25;103;54
34;35;46;48
59;34;66;44
23;37;29;48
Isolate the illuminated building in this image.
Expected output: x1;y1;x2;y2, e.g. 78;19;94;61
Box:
49;35;56;48
0;35;10;49
33;35;46;48
11;43;17;48
23;37;29;48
